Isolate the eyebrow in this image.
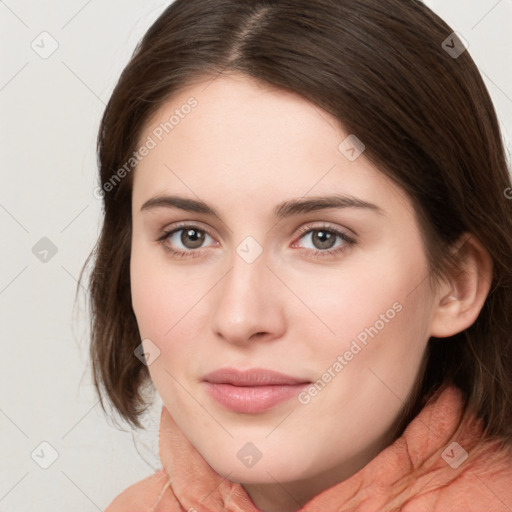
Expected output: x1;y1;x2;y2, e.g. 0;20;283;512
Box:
140;194;384;219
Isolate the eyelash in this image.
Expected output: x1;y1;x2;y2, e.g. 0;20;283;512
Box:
156;222;356;260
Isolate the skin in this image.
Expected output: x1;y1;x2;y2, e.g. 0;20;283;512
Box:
129;72;492;512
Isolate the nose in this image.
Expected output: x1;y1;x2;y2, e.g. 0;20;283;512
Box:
210;247;287;346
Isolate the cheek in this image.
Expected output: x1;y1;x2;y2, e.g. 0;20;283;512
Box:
130;216;431;364
130;242;191;343
130;246;201;404
295;255;421;345
130;267;166;340
295;248;432;394
130;241;217;387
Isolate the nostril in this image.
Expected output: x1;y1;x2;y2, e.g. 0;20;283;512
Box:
253;332;269;338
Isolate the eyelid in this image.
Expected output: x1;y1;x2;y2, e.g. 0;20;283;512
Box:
158;218;355;236
155;220;213;247
157;220;216;240
157;220;356;258
293;222;356;242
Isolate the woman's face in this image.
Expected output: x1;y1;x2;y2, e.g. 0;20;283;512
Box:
130;73;440;503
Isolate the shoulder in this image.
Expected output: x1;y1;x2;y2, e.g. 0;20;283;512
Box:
405;439;512;511
449;441;512;509
104;469;181;512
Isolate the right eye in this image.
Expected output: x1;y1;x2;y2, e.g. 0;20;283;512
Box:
157;223;218;258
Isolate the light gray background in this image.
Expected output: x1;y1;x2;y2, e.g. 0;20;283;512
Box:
1;1;511;510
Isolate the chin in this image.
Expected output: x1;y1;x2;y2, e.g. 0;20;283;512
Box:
204;450;314;485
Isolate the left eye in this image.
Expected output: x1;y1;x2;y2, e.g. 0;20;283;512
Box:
291;226;356;258
297;228;347;251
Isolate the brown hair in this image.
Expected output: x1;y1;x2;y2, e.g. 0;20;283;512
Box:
79;0;512;442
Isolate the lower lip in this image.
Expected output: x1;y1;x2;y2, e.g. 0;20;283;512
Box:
203;382;309;413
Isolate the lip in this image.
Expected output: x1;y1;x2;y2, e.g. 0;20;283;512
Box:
202;367;311;413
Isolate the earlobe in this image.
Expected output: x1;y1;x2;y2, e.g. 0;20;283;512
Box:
429;233;493;338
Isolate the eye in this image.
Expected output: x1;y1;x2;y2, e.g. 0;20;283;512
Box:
292;224;356;258
157;222;356;259
157;223;216;258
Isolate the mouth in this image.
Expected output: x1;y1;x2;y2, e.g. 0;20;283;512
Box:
202;367;311;413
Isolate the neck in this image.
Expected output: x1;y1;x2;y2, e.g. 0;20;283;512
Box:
242;423;397;512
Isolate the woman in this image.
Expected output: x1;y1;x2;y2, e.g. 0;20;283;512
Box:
81;0;512;510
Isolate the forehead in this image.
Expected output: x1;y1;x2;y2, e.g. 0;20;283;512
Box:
132;73;410;215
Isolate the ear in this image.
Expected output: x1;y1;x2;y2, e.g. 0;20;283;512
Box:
429;233;493;338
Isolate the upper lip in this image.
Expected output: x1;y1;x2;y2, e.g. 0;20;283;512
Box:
202;367;311;386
